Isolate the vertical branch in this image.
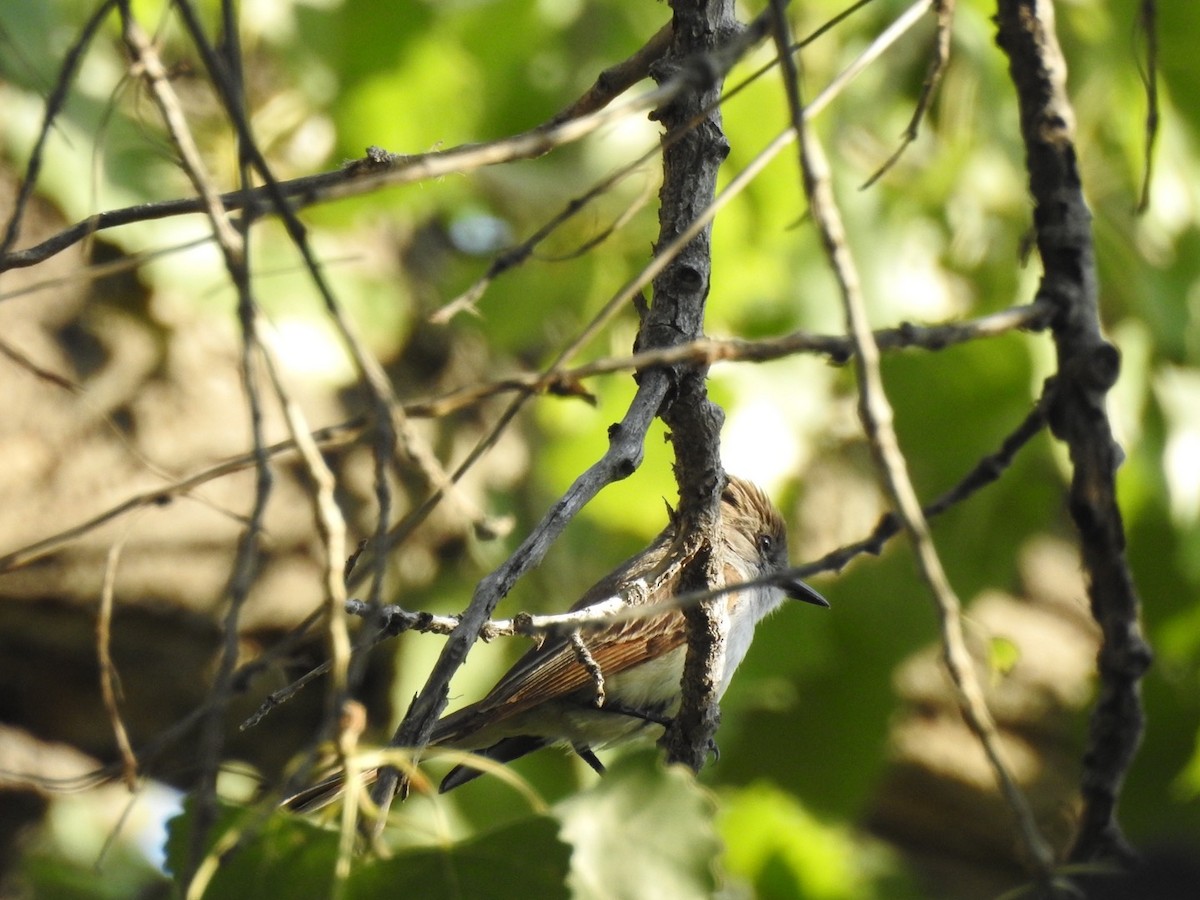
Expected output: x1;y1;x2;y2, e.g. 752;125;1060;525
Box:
97;530;139;791
994;0;1152;866
116;0;270;877
648;0;737;772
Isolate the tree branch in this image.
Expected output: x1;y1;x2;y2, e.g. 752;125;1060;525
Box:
994;0;1152;867
650;0;741;773
775;0;1056;880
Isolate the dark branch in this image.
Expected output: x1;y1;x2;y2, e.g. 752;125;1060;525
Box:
995;0;1152;868
650;0;741;774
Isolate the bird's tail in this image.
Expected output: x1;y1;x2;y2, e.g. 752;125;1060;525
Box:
283;736;554;812
281;766;384;814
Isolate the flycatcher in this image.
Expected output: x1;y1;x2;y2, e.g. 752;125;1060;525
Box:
287;475;826;811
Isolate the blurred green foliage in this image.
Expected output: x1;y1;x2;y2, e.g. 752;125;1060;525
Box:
3;0;1200;896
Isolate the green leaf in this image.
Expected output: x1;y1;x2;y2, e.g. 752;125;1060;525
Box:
556;751;721;900
720;783;919;900
351;816;570;900
165;798;342;900
165;797;569;900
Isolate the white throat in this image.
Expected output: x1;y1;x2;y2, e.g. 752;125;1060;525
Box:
718;583;786;697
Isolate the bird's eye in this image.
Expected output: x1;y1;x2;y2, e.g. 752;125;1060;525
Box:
757;534;773;556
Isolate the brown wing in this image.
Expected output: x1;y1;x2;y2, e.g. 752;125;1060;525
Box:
432;525;688;745
432;608;688;745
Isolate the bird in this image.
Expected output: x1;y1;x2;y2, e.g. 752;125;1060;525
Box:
285;475;827;812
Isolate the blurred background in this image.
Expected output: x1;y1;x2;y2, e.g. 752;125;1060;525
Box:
1;0;1197;897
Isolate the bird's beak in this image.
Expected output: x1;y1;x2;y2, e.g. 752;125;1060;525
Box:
781;577;830;608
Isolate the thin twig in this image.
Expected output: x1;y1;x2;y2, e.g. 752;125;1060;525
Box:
115;0;269;876
772;0;1056;880
549;21;674;126
0;0;117;257
97;526;140;791
255;316;352;719
1135;0;1158;214
417;301;1050;417
251;316;370;866
119;11;243;260
0;235;204;303
862;0;953;189
0;300;1046;576
0;337;83;391
0;421;363;573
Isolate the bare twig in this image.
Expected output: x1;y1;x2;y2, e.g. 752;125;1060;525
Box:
0;0;117;257
0;337;83;391
773;0;1056;881
549;21;674;126
114;1;271;877
418;301;1050;417
255;316;352;714
119;10;243;260
0;300;1046;576
0;234;211;303
995;0;1151;867
0;421;363;573
429;159;660;324
862;0;954;189
97;527;140;791
1135;0;1158;214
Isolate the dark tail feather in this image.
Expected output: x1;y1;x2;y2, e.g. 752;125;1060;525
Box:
438;736;550;793
282;767;386;814
286;736;560;810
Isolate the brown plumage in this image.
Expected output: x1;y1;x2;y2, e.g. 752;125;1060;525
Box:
284;476;826;812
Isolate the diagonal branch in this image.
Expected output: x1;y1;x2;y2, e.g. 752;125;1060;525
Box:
365;372;671;830
862;0;955;189
0;301;1048;575
771;0;1056;880
0;0;117;258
